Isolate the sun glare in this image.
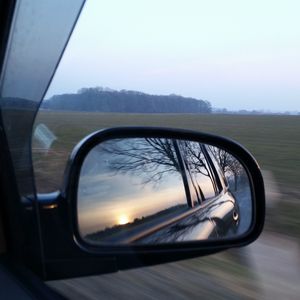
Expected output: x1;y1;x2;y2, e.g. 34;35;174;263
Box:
118;214;129;225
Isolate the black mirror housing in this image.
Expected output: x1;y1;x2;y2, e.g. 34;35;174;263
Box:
62;128;264;273
39;127;265;280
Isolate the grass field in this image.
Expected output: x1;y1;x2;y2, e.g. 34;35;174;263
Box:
33;111;300;237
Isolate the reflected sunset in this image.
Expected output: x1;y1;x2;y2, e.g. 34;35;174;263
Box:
118;214;130;225
78;181;186;236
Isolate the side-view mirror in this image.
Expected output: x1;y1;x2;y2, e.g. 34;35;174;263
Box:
78;136;252;245
39;127;265;280
62;127;264;266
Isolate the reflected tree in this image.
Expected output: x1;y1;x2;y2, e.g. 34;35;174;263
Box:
179;141;215;204
101;138;182;185
100;138;215;205
209;146;244;191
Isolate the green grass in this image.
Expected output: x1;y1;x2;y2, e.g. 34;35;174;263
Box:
33;111;300;191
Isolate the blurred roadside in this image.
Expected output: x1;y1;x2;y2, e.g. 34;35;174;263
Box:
263;170;300;241
48;170;300;299
262;170;280;208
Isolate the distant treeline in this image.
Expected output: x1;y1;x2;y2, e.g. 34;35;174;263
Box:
213;108;300;115
42;87;212;113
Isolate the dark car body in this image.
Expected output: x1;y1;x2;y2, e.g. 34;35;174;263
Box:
136;143;239;243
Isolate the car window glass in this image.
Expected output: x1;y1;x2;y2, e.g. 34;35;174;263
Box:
179;141;216;203
208;146;241;190
206;146;228;189
32;0;300;197
21;0;300;299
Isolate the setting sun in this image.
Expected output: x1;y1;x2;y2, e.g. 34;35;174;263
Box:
118;214;129;225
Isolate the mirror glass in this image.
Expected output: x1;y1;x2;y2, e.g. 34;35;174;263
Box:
77;138;252;245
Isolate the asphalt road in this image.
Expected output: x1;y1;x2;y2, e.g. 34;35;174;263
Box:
48;171;300;299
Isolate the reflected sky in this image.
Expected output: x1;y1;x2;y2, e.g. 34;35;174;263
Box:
78;138;187;235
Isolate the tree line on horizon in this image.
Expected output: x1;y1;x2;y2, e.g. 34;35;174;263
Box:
42;87;212;114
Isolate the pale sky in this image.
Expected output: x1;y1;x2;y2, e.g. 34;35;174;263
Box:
46;0;300;111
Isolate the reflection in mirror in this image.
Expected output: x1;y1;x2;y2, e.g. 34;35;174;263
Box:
77;138;252;245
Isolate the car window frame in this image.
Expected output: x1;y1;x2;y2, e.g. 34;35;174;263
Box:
178;141;222;204
206;146;230;191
